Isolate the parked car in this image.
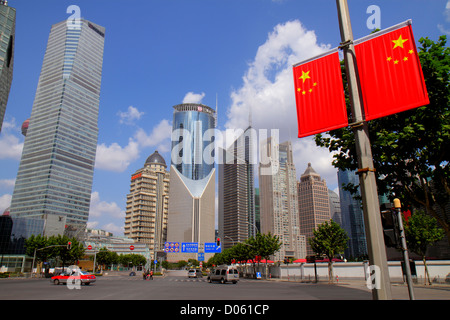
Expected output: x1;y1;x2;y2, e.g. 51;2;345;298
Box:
188;269;202;278
51;270;96;285
208;265;239;284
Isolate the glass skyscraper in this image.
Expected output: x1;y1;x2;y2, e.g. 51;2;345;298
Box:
0;1;15;132
218;126;256;250
167;103;216;261
10;19;105;234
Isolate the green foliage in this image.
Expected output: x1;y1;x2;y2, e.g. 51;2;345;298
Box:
309;220;348;282
24;234;85;268
309;220;349;260
95;248;119;268
404;211;444;257
315;35;450;243
207;232;282;266
118;253;146;267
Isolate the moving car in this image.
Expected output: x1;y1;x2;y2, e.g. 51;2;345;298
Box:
188;269;202;278
208;265;239;284
51;270;96;285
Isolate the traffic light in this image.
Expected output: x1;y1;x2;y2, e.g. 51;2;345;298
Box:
216;237;220;247
380;203;400;249
67;241;72;250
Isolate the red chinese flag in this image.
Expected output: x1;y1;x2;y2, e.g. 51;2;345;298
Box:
293;50;347;138
354;21;429;121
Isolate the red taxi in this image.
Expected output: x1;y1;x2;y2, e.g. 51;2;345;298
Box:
51;270;96;285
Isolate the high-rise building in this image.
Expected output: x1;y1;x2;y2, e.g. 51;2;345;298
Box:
259;138;305;261
218;126;256;249
9;19;105;236
298;163;331;256
166;103;216;261
0;1;15;132
124;151;170;259
337;169;367;258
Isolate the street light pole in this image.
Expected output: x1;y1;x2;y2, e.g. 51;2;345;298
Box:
336;0;392;300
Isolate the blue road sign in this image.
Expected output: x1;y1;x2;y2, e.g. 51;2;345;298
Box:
181;242;198;253
164;242;180;253
204;242;221;253
198;253;204;261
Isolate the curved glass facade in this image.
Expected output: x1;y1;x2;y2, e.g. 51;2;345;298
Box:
171;103;216;180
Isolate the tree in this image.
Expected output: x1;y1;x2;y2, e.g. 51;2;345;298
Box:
315;35;450;244
309;220;349;283
119;253;146;269
25;234;49;266
404;211;444;285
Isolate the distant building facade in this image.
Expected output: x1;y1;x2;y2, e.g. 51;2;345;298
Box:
298;163;331;256
0;1;15;132
337;169;368;259
218;126;256;249
259;139;305;261
124;151;170;260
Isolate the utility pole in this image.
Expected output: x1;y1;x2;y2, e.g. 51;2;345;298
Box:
336;0;392;299
394;198;415;300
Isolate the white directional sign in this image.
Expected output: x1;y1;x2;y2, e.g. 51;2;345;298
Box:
181;242;198;253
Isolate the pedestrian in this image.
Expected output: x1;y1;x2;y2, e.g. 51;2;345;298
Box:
150;270;153;280
143;269;147;280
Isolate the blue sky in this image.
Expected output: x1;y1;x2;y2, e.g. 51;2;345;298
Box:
0;0;449;235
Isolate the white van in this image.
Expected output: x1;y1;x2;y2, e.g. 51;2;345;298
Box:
208;265;239;284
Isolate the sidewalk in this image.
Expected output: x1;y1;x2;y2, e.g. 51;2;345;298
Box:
261;275;450;300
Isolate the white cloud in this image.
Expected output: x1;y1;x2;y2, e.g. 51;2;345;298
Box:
89;191;125;219
224;20;338;188
134;119;172;153
0;178;15;190
183;92;205;104
118;106;144;125
438;1;450;34
0;194;12;214
95;138;140;172
0;118;23;160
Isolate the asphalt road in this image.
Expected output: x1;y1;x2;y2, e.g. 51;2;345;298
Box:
0;270;373;300
0;269;449;319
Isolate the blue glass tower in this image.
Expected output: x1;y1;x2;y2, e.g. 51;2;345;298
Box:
10;19;105;233
167;103;216;261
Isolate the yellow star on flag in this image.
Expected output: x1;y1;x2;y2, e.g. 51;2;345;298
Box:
392;35;408;49
299;70;311;83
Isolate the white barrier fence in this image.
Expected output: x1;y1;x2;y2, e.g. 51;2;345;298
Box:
239;260;450;284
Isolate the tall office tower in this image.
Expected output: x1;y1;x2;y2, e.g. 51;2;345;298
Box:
0;1;15;132
337;169;367;259
167;103;216;261
218;126;256;250
298;163;331;256
9;19;105;236
124;151;170;259
259;138;305;261
328;189;342;226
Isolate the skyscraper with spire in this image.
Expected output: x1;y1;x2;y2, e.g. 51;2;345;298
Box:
298;163;331;256
0;0;15;132
9;19;105;236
